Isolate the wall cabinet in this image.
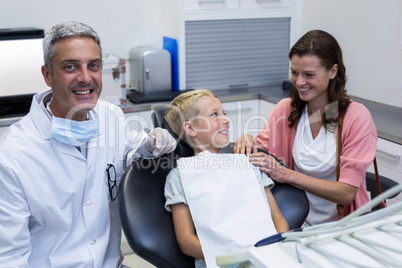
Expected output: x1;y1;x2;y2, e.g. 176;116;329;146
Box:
241;0;293;9
222;100;259;142
258;99;276;128
183;0;239;11
160;0;301;91
223;99;275;143
183;0;293;11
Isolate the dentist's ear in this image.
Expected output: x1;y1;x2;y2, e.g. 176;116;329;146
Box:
41;65;53;87
183;121;196;138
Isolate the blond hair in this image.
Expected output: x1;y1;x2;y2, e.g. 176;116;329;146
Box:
167;89;217;144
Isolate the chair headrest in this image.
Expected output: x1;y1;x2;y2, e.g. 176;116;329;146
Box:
152;108;194;158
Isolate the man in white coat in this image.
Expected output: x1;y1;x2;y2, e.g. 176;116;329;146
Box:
0;21;176;267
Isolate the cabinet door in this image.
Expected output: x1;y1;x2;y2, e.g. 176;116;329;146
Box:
258;100;276;129
375;138;402;173
183;0;239;11
240;0;293;9
222;100;259;142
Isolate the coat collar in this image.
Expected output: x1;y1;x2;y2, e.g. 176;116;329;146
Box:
29;89;99;160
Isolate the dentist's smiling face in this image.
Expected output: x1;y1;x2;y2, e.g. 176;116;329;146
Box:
290;54;337;107
190;96;230;154
42;37;102;121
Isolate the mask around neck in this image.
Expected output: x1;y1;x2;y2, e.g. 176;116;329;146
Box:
50;116;101;146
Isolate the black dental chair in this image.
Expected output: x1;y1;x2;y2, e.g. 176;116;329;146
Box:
366;172;400;210
118;107;310;268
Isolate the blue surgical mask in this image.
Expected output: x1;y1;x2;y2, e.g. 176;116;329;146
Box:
50;116;101;146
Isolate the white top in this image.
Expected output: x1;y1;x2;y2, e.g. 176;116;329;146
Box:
293;106;337;226
0;89;148;267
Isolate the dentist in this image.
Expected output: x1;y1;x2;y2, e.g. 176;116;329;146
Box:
0;21;176;267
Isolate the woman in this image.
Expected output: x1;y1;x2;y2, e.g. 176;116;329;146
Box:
234;30;377;226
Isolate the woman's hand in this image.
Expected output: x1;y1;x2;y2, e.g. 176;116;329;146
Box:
249;152;289;183
251;153;359;205
233;134;256;155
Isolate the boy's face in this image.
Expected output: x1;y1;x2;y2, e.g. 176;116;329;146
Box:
189;96;230;154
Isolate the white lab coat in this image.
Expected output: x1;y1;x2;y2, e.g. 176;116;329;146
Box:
0;89;147;267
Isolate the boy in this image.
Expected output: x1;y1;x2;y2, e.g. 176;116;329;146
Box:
164;89;288;268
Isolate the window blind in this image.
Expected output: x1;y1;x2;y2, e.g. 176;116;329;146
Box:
185;17;290;90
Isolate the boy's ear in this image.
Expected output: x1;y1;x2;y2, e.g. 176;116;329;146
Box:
183;121;197;137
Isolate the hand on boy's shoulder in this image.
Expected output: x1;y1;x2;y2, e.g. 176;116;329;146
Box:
233;134;257;155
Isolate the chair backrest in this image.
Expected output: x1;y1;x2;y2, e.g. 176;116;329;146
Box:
366;172;400;210
118;157;195;268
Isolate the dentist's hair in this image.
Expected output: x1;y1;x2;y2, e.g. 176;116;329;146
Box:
43;21;102;74
167;89;217;145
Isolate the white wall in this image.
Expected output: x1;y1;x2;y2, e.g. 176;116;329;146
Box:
1;0;401;107
300;0;402;108
0;0;165;59
0;0;172;90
